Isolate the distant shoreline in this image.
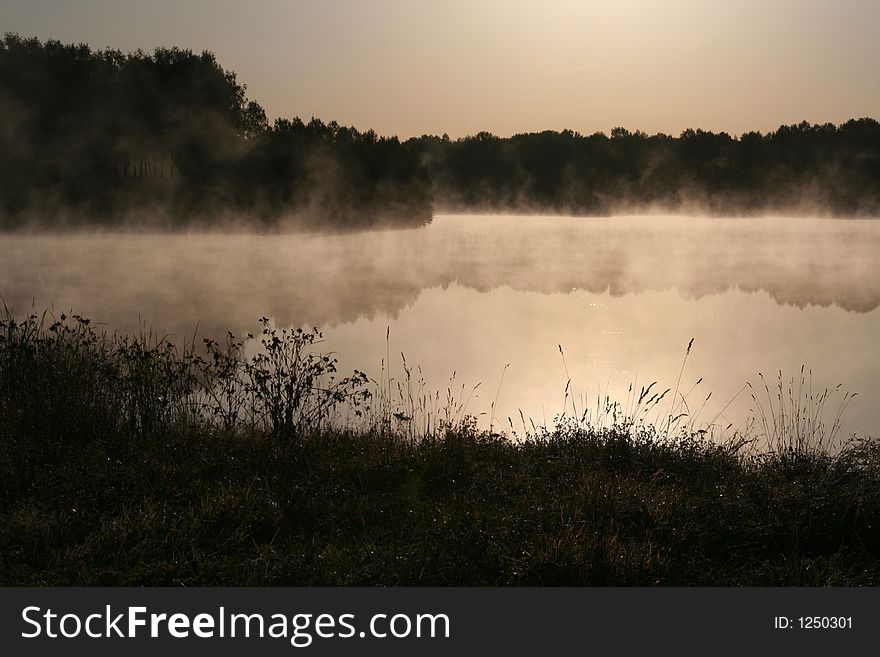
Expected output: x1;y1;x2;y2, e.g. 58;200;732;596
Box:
2;35;879;230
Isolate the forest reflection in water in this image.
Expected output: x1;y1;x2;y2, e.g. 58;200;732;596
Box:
2;214;878;439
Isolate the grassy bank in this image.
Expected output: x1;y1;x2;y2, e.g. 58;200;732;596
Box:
2;311;879;585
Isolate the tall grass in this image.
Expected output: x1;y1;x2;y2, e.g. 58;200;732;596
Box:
748;367;857;456
366;329;483;441
1;308;878;585
0;308;861;454
546;339;747;455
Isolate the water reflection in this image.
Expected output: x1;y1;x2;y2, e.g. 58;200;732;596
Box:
1;214;878;438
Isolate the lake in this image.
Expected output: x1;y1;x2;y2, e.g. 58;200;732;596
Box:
2;214;878;443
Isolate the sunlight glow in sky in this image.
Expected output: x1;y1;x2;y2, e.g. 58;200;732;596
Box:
2;0;878;138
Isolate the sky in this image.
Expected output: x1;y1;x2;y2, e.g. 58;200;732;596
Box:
1;0;878;139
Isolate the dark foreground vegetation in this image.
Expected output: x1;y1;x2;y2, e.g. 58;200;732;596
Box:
2;310;879;585
2;33;880;230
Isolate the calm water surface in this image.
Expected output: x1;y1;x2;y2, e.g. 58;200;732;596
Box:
2;214;878;440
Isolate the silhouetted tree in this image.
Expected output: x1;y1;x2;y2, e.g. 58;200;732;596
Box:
0;34;433;229
2;33;878;229
407;119;880;217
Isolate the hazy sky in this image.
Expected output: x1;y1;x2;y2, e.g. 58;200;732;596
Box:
1;0;878;138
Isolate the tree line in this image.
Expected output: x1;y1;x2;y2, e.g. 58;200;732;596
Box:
408;121;880;216
0;34;432;229
1;34;879;230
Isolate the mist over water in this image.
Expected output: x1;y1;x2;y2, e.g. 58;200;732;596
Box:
2;214;878;439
